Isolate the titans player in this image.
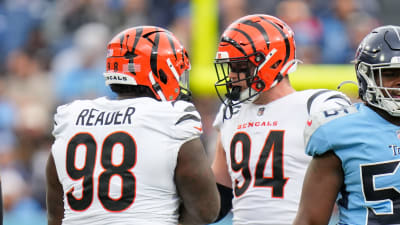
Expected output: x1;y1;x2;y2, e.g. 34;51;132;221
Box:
294;25;400;225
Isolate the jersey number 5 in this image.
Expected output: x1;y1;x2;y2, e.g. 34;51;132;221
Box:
361;160;400;224
66;132;136;212
230;130;288;198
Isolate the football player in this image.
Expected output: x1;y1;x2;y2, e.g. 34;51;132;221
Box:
211;14;351;224
46;26;220;225
293;25;400;225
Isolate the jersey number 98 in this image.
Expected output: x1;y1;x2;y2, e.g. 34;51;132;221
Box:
66;132;136;212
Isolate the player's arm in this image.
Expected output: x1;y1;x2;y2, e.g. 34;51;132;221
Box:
212;133;232;187
175;138;220;225
211;132;233;222
46;154;64;225
293;151;343;225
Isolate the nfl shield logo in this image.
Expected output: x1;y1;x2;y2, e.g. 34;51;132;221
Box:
257;107;265;116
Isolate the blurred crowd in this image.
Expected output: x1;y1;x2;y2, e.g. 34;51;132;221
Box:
0;0;392;224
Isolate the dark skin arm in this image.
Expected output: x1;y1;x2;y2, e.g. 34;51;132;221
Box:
175;138;220;225
46;154;64;225
293;151;343;225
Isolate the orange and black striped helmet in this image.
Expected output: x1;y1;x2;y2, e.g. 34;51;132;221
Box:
214;14;298;106
104;26;191;101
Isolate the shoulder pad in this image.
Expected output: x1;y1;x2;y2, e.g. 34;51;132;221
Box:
172;100;202;140
304;105;358;146
307;89;351;115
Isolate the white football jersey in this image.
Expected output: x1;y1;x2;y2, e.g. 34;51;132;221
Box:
213;89;350;225
51;97;202;225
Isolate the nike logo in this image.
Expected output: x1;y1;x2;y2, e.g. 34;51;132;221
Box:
194;126;203;132
307;120;312;126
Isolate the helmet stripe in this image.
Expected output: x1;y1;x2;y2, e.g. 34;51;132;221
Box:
118;28;142;75
221;36;247;56
118;33;125;49
165;32;178;60
148;29;160;78
230;27;257;53
119;28;142;53
131;28;142;53
259;16;291;66
128;28;142;75
241;19;270;49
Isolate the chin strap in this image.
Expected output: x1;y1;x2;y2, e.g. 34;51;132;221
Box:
176;87;193;102
148;71;167;101
223;103;233;121
223;86;242;120
223;86;263;120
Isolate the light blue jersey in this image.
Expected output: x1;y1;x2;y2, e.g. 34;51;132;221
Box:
305;103;400;225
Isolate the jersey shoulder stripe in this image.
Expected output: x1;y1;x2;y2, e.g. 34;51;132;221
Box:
168;100;203;140
175;114;201;125
306;89;332;113
304;104;359;153
174;102;201;125
306;89;351;114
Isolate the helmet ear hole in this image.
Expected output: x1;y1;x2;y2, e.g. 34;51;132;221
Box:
270;60;282;69
158;69;168;84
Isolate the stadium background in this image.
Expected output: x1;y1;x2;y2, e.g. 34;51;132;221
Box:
0;0;397;224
